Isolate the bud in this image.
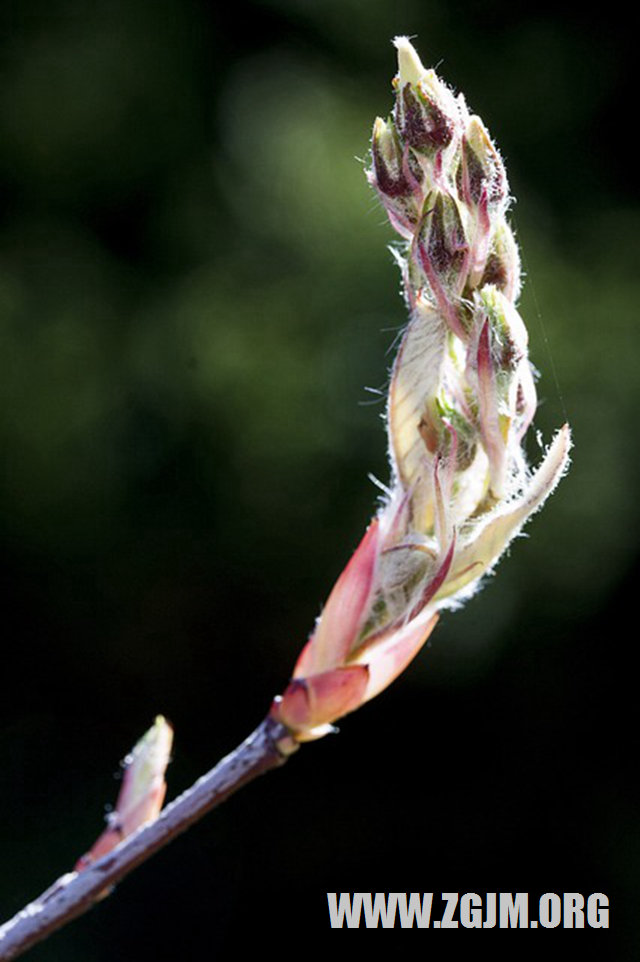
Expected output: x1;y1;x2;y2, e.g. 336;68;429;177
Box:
395;84;455;155
479;221;521;302
393;36;461;151
369;116;423;236
415;190;470;337
419;395;478;471
76;716;173;870
417;191;468;290
457;116;508;211
394;35;428;87
454;117;508;289
272;37;571;746
378;41;569;593
467;285;536;497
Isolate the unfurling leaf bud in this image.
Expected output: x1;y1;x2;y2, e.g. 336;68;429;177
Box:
273;37;570;746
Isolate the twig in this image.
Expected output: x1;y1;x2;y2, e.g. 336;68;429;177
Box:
0;718;295;961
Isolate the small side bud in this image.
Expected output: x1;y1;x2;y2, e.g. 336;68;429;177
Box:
114;716;173;838
75;716;174;871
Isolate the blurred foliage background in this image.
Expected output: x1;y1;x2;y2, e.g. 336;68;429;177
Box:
0;1;637;958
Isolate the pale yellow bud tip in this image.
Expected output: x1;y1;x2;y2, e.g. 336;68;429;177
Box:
393;36;427;87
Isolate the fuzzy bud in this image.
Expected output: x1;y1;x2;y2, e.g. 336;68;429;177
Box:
458;116;508;211
395;83;455;155
468;285;536;495
273;37;571;745
479;221;521;302
369;116;423;235
415;190;470;336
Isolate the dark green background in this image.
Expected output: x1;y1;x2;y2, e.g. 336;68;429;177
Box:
1;1;637;958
